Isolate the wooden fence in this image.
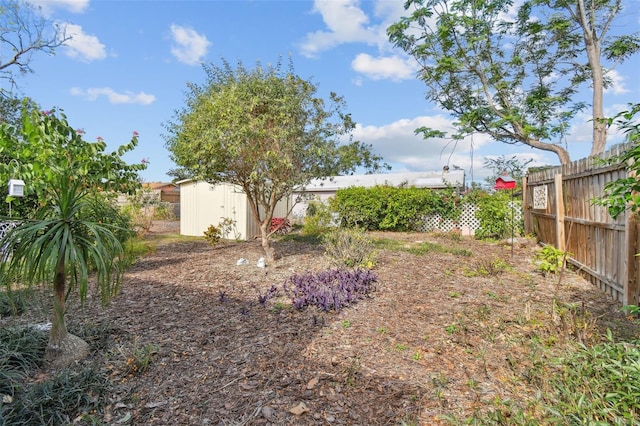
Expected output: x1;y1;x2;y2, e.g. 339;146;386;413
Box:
523;144;640;305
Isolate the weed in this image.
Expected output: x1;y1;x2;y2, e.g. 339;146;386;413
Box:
534;245;567;276
395;343;409;351
622;304;640;319
373;238;472;257
271;301;290;313
412;351;423;361
120;340;159;375
375;326;387;334
445;323;461;334
341;320;352;329
203;224;222;246
322;228;378;268
449;291;461;298
464;258;511;277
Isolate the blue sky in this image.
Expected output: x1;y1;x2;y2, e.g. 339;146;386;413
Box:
10;0;640;184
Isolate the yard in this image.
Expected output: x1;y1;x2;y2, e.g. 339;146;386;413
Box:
5;220;640;425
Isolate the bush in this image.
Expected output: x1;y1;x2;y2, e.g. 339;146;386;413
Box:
473;190;523;240
284;268;377;312
203;224;222;245
534;245;566;276
270;217;291;235
322;228;377;268
331;185;461;231
303;200;334;235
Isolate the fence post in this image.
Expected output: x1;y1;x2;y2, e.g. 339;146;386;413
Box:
555;174;565;251
625;213;640;306
522;176;532;235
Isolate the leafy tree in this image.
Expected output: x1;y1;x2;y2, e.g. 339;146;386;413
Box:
387;0;639;165
165;58;387;262
534;0;640;156
0;0;70;92
483;155;533;187
596;103;640;219
0;107;145;367
0;106;145;219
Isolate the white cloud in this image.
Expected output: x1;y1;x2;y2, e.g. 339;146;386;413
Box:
604;69;629;95
299;0;386;57
70;87;156;105
354;116;493;172
169;24;210;66
32;0;89;15
351;54;418;81
59;23;106;62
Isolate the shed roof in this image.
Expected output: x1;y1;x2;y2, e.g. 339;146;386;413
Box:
300;170;465;192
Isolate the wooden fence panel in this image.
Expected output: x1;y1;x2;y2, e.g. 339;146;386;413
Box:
524;144;639;305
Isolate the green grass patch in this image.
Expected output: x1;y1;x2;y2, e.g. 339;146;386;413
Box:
373;238;472;257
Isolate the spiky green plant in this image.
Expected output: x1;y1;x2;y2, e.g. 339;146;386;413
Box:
0;170;125;365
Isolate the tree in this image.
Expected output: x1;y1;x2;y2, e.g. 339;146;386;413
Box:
165;58;387;262
596;103;640;219
0;0;70;92
0;106;145;219
532;0;640;156
0;172;126;366
483;155;534;187
387;0;639;165
0;107;145;367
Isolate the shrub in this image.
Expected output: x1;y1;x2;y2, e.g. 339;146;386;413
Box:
473;190;523;240
270;217;291;235
203;224;222;245
283;268;377;312
534;245;566;276
322;228;377;268
331;185;461;231
303;200;334;235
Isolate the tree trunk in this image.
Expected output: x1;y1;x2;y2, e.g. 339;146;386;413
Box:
575;0;607;156
260;221;276;264
45;259;89;367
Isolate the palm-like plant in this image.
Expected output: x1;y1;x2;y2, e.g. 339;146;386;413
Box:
0;169;125;366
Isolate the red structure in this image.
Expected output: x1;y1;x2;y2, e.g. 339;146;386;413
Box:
494;175;516;190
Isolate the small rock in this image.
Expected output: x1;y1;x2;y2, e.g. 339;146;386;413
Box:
236;258;249;266
261;406;275;420
257;257;266;268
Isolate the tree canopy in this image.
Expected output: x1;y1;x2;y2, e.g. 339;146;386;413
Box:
165;58;387;260
0;0;69;93
387;0;639;165
0;105;146;219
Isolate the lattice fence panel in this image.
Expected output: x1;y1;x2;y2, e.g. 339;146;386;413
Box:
419;202;523;234
0;221;19;256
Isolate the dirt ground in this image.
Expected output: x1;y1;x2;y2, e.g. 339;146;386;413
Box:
32;221;640;424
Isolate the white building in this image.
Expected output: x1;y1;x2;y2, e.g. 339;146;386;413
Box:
178;180;290;240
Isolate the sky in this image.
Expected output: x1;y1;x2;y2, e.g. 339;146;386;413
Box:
8;0;640;185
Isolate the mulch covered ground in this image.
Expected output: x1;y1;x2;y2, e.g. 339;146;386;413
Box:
28;221;640;424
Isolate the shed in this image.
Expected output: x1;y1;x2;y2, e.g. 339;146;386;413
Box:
291;170;465;219
178;179;290;240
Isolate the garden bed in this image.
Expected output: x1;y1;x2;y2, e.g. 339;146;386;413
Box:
6;220;640;425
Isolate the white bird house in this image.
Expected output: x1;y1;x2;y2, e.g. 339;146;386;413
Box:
8;179;25;197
